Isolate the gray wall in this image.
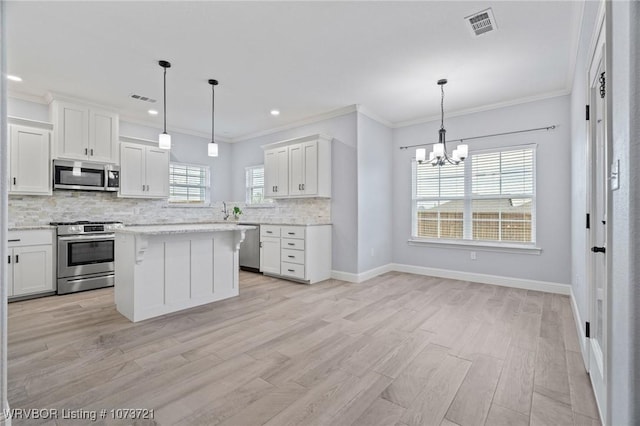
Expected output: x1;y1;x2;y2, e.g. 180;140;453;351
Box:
569;0;599;350
230;112;358;274
1;0;9;420
392;95;572;285
357;113;393;272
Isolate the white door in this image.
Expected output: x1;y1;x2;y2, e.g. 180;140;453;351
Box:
302;141;318;195
289;143;304;195
587;19;607;419
275;147;289;196
10;125;51;194
145;147;169;197
260;237;281;275
89;109;117;163
57;102;89;160
12;245;54;296
120;143;146;196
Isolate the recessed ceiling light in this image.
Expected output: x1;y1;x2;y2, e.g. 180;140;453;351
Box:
270;110;280;116
148;109;158;115
7;75;22;82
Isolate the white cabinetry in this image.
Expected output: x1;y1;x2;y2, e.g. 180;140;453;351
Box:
7;230;55;298
264;146;289;197
51;99;118;163
259;224;331;284
8;124;52;195
119;142;169;198
263;134;331;199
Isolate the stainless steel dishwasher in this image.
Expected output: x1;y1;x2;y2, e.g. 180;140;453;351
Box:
239;223;260;272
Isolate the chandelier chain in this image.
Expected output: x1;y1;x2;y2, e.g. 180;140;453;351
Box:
440;83;445;130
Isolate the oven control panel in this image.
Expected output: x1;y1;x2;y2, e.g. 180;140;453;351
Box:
55;222;124;235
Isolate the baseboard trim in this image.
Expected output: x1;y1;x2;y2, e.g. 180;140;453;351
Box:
333;263;571;295
389;263;571;295
570;287;590;368
331;264;393;283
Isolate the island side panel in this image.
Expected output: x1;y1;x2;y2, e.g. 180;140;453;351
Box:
114;233;136;321
133;237;167;321
213;231;239;300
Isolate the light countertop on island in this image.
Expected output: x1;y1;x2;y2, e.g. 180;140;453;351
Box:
116;223;255;235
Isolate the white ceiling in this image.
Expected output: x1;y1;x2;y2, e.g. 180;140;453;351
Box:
6;1;583;141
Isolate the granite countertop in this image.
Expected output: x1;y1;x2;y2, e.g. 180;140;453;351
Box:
242;221;332;226
116;223;256;235
125;221;332;227
9;225;56;231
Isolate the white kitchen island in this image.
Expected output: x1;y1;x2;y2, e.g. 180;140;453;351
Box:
114;223;254;322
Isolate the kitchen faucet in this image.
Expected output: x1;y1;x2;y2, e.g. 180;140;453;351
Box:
222;202;229;221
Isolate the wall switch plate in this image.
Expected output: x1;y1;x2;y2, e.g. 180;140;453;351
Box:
470;251;477;260
610;159;620;191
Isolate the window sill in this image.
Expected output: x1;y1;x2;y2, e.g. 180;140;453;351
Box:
407;238;542;255
244;203;276;209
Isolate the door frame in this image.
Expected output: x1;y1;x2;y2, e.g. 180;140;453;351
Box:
584;3;609;423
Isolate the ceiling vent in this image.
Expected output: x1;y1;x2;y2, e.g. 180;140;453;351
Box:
129;93;157;103
465;8;497;37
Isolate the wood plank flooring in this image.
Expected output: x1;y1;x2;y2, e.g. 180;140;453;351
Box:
7;271;601;425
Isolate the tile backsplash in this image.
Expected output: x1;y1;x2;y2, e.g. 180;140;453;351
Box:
8;192;331;227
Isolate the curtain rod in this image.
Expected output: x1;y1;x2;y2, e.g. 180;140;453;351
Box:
398;125;557;150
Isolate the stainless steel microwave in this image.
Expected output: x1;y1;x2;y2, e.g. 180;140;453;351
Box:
53;160;119;192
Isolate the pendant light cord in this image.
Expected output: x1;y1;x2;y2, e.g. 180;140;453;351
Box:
163;66;167;134
440;83;445;131
212;83;215;143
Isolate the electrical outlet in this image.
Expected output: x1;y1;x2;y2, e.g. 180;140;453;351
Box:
470;251;477;260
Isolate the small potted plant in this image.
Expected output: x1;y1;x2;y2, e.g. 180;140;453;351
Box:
232;206;243;220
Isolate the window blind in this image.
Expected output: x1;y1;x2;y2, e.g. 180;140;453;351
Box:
245;166;265;204
169;163;210;204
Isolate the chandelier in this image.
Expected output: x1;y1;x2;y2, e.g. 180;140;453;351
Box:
416;79;468;166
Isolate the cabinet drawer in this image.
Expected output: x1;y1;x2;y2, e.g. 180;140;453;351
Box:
261;225;281;238
8;230;53;246
281;226;305;239
281;262;305;280
282;238;304;250
281;248;305;264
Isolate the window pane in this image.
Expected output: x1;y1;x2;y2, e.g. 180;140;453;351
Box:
472;198;532;242
416;200;463;239
416;162;464;198
169;163;209;204
246;166;266;204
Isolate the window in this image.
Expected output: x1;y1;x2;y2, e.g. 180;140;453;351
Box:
245;165;266;204
412;146;535;245
169;163;210;204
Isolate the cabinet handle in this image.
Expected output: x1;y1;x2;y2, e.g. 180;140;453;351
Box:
288;232;295;235
288;243;295;246
8;239;20;242
85;148;88;155
288;269;295;272
15;255;19;263
13;177;16;185
287;255;295;258
275;186;278;192
302;183;305;190
146;185;149;191
266;231;273;234
142;184;145;191
7;255;10;264
90;148;94;156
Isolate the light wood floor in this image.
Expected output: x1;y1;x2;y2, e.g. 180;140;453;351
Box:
8;271;601;426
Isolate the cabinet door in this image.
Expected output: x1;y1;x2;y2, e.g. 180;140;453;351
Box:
89;109;118;163
264;149;278;197
7;251;14;297
10;125;51;195
119;143;146;197
12;245;54;296
301;141;318;195
289;143;304;195
275;147;289;196
145;147;169;197
260;237;281;275
56;102;89;160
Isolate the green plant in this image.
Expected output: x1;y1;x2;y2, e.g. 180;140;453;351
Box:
232;206;243;218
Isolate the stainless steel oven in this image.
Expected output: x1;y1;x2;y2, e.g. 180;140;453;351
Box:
52;221;123;294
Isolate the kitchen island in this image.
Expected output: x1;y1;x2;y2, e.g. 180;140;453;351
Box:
114;223;254;322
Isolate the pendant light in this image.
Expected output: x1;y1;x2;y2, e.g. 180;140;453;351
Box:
158;60;172;149
418;79;468;166
208;79;219;157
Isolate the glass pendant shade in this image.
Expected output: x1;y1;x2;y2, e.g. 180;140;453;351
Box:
159;132;171;149
208;142;218;157
458;144;468;159
416;148;426;163
433;143;445;158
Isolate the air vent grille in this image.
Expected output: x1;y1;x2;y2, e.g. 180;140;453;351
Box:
130;94;157;103
465;8;497;37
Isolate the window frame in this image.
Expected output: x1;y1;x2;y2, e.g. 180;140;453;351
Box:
410;143;540;253
168;162;211;206
245;165;271;206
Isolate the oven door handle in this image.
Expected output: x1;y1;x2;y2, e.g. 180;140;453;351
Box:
58;234;115;241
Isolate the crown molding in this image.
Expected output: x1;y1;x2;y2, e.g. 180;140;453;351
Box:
7;90;48;105
7;115;53;130
230;105;358;143
393;89;571;129
355;105;394;128
566;0;586;92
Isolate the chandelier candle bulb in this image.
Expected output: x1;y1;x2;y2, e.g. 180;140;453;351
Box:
416;148;426;163
452;149;460;162
458;144;468;159
434;143;445;158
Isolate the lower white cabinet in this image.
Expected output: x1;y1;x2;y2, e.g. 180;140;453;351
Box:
259;224;331;284
7;230;55;298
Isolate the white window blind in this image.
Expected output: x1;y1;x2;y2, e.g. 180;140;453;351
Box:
412;146;535;244
169;163;210;204
245;166;265;204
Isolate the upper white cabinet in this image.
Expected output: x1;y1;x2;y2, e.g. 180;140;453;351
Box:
263;134;331;199
8;123;52;195
264;146;289;197
119;141;169;198
51;99;118;163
